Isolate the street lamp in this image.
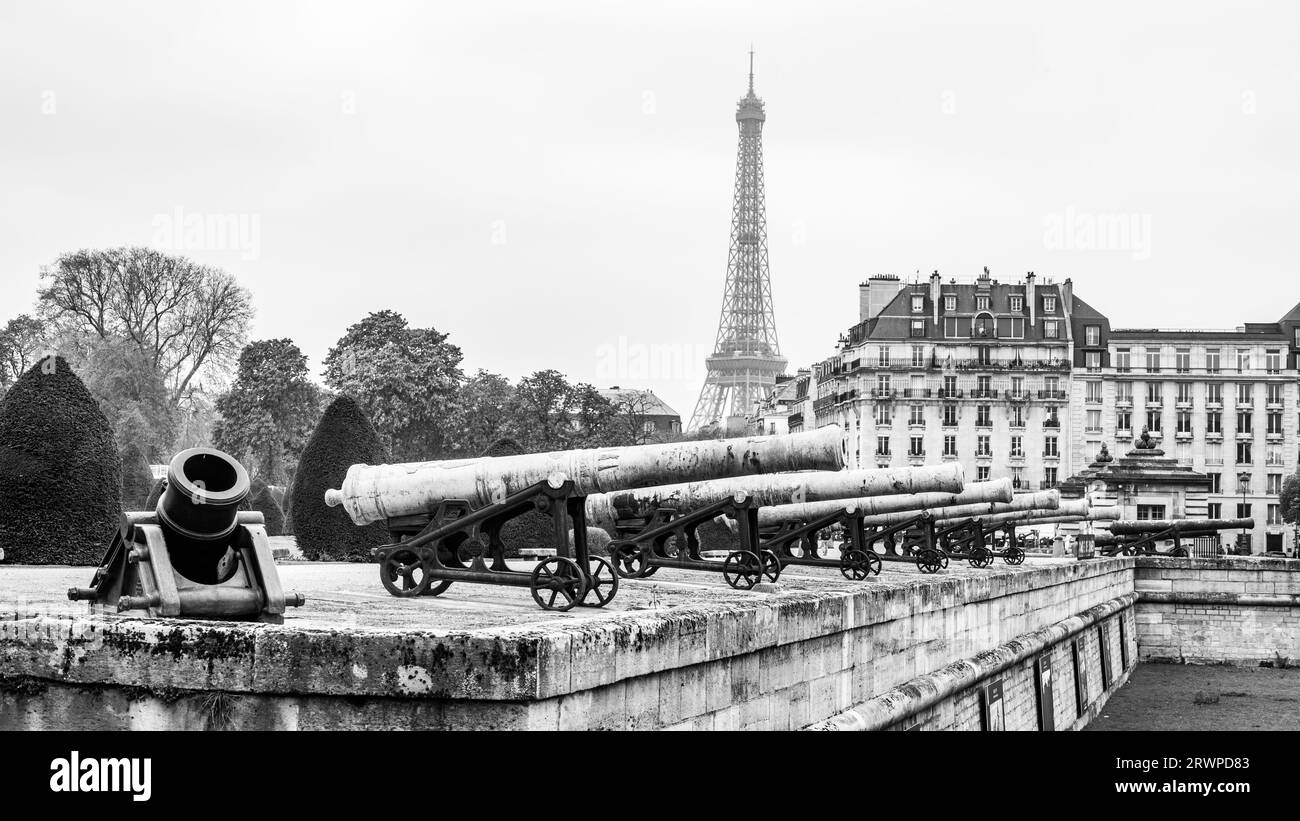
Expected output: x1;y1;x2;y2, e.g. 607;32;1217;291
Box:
1237;471;1252;554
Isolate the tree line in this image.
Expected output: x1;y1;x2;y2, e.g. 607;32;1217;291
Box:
0;246;690;500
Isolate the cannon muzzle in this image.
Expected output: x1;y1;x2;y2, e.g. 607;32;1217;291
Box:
155;447;251;583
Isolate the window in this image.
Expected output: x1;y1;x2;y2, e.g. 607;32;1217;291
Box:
911;295;924;313
910;319;925;338
1146;351;1161;373
1085;325;1100;346
1237;412;1252;434
976;405;991;426
1208;473;1221;494
1237;348;1251;372
1086;381;1102;402
877;375;892;394
1011;467;1024;488
1175;349;1190;373
1146;410;1162;431
1176;382;1192;403
1237;473;1252;495
912;345;925;368
1044;296;1056;313
1206;348;1221;374
977;435;991;456
1044;320;1059;339
1208;503;1221;519
1046;376;1060;396
1044;436;1058;457
1044;467;1057;487
1268;412;1283;434
1116;383;1133;402
1010;435;1023;457
1011;406;1024;427
909;435;924;456
1268;504;1282;525
1146;382;1162;403
1268;473;1282;495
1266;349;1281;374
878;348;890;368
1237;503;1253;520
1086;409;1101;432
1011;376;1024;396
976;295;989;311
1236;441;1253;464
1115;348;1131;373
1116;410;1131;432
943;403;958;426
977;466;990;481
876;404;892;425
1137;505;1166;521
1010;295;1023;312
977;375;991;395
1177;411;1191;433
943;435;957;456
944;295;956;312
1267;383;1283;405
1206;442;1223;465
876;436;891;456
1086;352;1101;372
1237;383;1252;404
1207;383;1222;404
1206;412;1222;433
943;375;957;395
978;347;992;366
1045;407;1060;427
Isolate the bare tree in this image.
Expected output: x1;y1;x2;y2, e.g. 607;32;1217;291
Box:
0;314;48;388
38;247;253;407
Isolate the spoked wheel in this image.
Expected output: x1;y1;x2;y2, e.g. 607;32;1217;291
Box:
759;550;782;583
530;557;586;611
722;550;762;590
580;556;619;607
611;543;650;578
969;546;994;568
916;547;944;574
380;548;432;597
1003;546;1026;566
839;549;875;581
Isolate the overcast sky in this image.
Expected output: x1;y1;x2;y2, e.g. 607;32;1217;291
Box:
2;0;1298;421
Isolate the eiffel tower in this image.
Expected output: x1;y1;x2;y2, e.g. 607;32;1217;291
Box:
687;51;787;432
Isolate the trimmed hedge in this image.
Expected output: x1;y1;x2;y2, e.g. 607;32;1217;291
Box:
290;396;391;561
119;442;155;510
0;356;121;565
481;437;523;458
249;486;285;537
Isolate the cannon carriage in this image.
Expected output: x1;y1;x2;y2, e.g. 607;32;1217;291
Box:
1095;518;1253;557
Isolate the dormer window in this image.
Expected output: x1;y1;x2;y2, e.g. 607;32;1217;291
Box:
976;296;989;311
1010;295;1023;312
911;295;924;313
1044;296;1057;313
944;295;956;312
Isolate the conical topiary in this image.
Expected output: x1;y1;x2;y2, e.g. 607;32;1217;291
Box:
0;356;121;564
119;442;156;510
249;485;285;537
290;396;390;561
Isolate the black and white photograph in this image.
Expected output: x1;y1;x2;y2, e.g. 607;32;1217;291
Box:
0;0;1297;801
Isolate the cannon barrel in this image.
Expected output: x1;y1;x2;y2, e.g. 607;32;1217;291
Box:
1102;518;1253;535
325;426;847;525
748;477;1007;527
850;488;1061;528
154;447;251;583
585;463;965;529
966;506;1121;527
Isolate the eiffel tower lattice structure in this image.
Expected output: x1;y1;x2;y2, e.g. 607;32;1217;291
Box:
687;52;787;432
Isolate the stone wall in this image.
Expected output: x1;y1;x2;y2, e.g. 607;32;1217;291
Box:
1134;556;1300;665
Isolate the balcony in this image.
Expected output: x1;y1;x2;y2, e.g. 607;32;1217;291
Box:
908;421;926;430
1009;451;1025;462
1115;397;1133;409
1236;431;1254;440
1009;421;1027;430
1043;419;1061;429
874;450;891;458
1206;431;1223;442
1086;427;1103;434
936;389;964;399
976;452;993;460
1115;428;1133;439
1175;430;1193;441
1005;390;1030;401
1176;400;1192;410
1267;431;1284;441
1267;400;1283;411
787;412;803;429
1144;398;1163;408
907;450;926;459
970;389;997;399
1206;400;1223;410
903;388;932;398
1236;398;1254;410
975;420;993;429
1039;481;1058;490
1267;456;1286;467
941;452;959;461
1042;451;1060;459
1037;390;1067;400
869;389;894;400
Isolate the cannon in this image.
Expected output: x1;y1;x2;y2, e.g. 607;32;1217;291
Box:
752;479;1009;577
1096;518;1253;557
68;448;305;622
328;428;847;607
602;465;968;585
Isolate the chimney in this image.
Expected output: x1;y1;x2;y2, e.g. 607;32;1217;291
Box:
858;281;870;322
930;270;941;324
1061;277;1073;321
1026;271;1036;326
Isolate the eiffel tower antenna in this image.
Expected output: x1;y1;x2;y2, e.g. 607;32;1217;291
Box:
687;52;787;432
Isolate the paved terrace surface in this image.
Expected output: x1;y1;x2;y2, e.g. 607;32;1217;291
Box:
1;554;1075;632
